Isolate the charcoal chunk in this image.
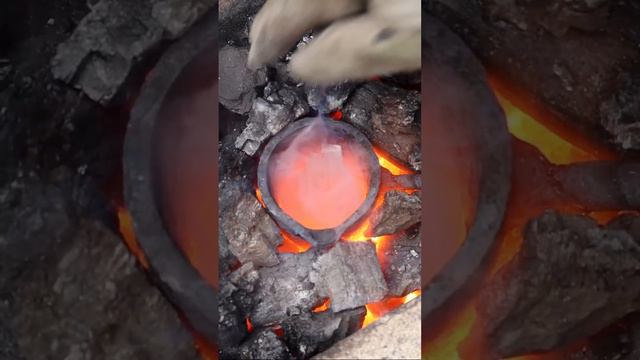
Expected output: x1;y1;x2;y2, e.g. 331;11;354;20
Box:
281;307;365;358
310;242;388;312
218;281;247;349
263;82;310;119
51;0;212;105
601;74;640;150
229;262;260;293
234;96;298;156
226;262;261;316
219;46;267;115
369;190;422;237
251;251;320;327
238;329;292;360
381;169;422;191
343;82;421;171
479;211;640;358
382;230;422;297
221;192;282;267
151;0;212;38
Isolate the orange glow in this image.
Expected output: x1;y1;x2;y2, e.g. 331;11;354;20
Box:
422;77;617;359
246;318;253;333
363;290;422;328
255;188;266;207
116;207;149;269
330;110;343;120
488;73;616;164
342;144;418;329
343;218;372;242
312;298;331;313
373;146;413;175
272;325;284;337
277;231;313;253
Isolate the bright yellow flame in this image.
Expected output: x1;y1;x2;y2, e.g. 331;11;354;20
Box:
116;207;149;269
403;290;421;304
312;298;331;313
363;291;422;328
373;147;413;175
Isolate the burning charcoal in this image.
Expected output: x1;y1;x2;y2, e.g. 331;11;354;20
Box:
281;307;366;358
601;73;640;150
251;251;320;327
310;241;388;312
238;329;292;360
51;0;212;105
382;229;421;297
381;168;422;191
479;211;640;358
554;161;640;210
343;82;421;171
219;281;248;349
234;98;294;156
369;190;422;237
221;192;282;267
230;262;260;293
306;83;357;113
316;297;421;359
228;262;261;315
263;82;310;119
219;46;267;115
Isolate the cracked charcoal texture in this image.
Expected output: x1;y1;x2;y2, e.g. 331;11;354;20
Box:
281;307;365;359
51;0;213;105
238;329;292;360
234;82;310;156
382;228;422;297
600;73;640;150
479;211;640;358
310;241;388;312
370;190;422;237
344;81;421;171
219;280;249;352
221;192;282;267
251;251;320;327
219;46;267;115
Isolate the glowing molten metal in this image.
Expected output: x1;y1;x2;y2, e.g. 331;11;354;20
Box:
268;118;371;230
